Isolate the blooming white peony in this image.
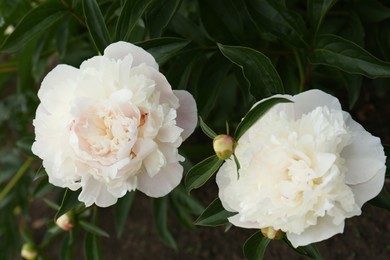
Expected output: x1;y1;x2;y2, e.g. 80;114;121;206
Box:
216;89;386;247
32;41;197;207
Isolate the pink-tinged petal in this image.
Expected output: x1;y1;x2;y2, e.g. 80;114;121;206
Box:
137;162;183;197
228;214;259;229
342;113;386;185
287;215;345;248
173;90;198;141
103;41;159;70
78;176;118;207
349;169;386;207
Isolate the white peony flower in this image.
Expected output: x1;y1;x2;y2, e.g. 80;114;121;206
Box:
216;89;386;247
32;41;197;207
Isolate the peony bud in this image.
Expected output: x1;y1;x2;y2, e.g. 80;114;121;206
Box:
261;227;284;240
213;135;236;160
56;211;75;231
21;243;38;260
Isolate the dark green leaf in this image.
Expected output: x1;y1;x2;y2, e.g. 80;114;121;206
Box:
235;97;292;140
218;44;285;100
243;231;270;260
171;185;204;215
199;117;217;139
60;231;74;260
194;198;236;226
170;193;195;229
153;197;177;250
56;14;71;58
114;191;136;238
169;13;211;45
79;220;110;238
115;0;154;41
355;0;390;23
368;185;390;211
43;199;60;211
283;237;323;259
310;34;390;78
308;0;337;36
137;37;190;65
84;232;102;260
145;0;181;38
185;155;223;194
245;0;307;47
0;1;67;53
55;189;82;221
82;0;111;53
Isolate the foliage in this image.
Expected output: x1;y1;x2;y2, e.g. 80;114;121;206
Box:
0;0;389;258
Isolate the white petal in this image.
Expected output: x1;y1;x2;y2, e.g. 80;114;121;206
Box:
228;214;259;229
78;176;118;207
287;215;345;248
349;168;386;207
137;162;183;197
144;149;166;178
104;41;159;70
342;113;386;185
173;90;198;141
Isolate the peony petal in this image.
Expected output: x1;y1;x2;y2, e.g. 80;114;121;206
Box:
137;162;182;197
342;113;386;185
173;90;198;141
78;176;118;207
228;214;259;229
104;41;159;70
287;215;345;248
349;168;386;207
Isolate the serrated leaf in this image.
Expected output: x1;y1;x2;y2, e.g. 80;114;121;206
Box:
368;186;390;211
79;220;110;238
114;191;136;238
137;37;190;65
194;198;236;226
218;44;285;100
82;0;111;53
0;1;67;53
153;197;177;250
310;34;390;78
199;117;217;139
235;97;292;140
115;0;154;41
243;231;270;260
185;155;223;193
55;189;82;221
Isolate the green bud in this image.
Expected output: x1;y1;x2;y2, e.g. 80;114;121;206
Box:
21;243;38;260
213;135;236;160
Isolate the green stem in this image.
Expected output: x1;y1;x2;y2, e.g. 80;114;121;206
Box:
0;157;34;203
294;49;305;93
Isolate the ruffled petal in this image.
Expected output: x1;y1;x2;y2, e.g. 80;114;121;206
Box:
287;215;345;248
137;162;183;197
78;176;118;207
228;214;259;229
103;41;159;70
173;90;198;141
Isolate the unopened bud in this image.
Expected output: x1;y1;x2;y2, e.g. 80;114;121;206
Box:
56;211;75;231
261;227;284;240
21;243;38;260
213;135;236;160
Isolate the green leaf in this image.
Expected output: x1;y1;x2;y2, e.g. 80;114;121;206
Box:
243;231;270;260
115;0;154;41
56;14;71;58
153;196;177;250
136;37;190;65
199;116;217;139
114;191;136;238
60;231;74;260
355;0;390;23
55;189;82;221
309;34;390;78
218;44;285;100
235;97;292;140
169;13;211;45
194;198;236;226
79;220;110;238
82;0;111;53
283;237;323;259
185;155;223;194
0;1;67;53
145;0;181;38
308;0;337;36
84;232;102;260
368;185;390;211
